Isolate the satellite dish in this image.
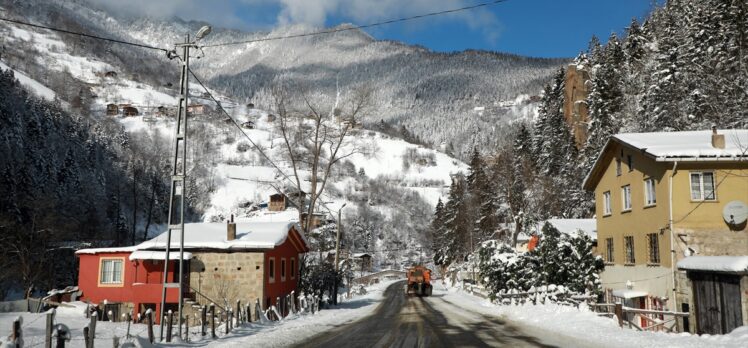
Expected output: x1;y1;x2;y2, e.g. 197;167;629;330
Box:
722;200;748;226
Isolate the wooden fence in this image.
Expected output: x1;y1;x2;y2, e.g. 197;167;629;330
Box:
590;303;689;333
1;292;325;348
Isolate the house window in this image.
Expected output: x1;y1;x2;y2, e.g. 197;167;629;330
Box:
616;158;622;176
621;185;632;211
268;257;275;283
605;238;614;263
290;258;296;279
281;258;287;281
647;233;660;264
690;172;716;201
624;236;635;264
627;155;633;172
603;191;612;216
644;178;656;206
100;258;124;285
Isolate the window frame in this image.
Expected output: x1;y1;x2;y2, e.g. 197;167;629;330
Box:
290;257;296;279
621;185;632;212
281;258;287;282
615;157;622;176
603;191;612;216
98;257;125;287
689;171;717;201
605;237;614;263
268;257;275;283
624;236;635;265
646;233;660;265
644;178;657;207
627;154;633;172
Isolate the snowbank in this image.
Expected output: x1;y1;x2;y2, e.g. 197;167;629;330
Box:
677;256;748;273
440;283;748;348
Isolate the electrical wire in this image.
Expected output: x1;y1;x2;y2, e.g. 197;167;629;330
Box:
187;68;340;219
202;0;509;48
0;17;167;52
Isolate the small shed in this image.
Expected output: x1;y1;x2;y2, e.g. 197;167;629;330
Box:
353;253;373;273
266;114;276;122
241;121;255;129
122;106;139;117
187;104;212;115
104;71;117;78
247;103;255;109
106;103;119;116
269;193;287;212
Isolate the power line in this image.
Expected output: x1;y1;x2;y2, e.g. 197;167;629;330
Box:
202;0;509;48
187;67;340;219
0;17;167;52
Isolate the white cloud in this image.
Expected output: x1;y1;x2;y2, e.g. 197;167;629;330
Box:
84;0;501;43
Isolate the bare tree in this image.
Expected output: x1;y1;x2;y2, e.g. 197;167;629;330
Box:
272;79;373;232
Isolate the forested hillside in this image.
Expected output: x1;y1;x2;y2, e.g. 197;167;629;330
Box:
432;0;748;266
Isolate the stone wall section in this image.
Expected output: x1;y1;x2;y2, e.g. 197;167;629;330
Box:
188;252;265;311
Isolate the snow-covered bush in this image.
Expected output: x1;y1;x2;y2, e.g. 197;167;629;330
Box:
477;222;604;302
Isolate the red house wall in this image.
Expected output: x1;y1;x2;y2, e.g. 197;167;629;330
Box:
77;252;179;322
264;228;307;308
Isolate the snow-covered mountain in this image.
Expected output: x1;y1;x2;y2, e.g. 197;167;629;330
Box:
2;0;567;159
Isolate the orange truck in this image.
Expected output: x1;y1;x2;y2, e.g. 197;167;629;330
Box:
405;265;433;296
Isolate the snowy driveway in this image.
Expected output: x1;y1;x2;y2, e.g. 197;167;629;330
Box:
297;281;558;348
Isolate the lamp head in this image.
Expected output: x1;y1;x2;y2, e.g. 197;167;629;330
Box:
196;25;212;41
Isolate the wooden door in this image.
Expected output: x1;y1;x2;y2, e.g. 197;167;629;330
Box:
692;272;743;334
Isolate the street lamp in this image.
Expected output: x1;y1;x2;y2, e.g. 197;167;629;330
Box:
159;25;211;342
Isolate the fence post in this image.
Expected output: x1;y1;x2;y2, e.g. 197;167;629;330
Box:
146;310;154;344
201;306;207;336
83;327;91;348
112;335;119;348
166;310;173;342
246;303;251;323
45;309;55;348
89;311;97;339
210;304;216;339
184;316;189;342
614;303;624;327
255;299;261;322
225;310;230;335
55;324;66;348
235;300;241;325
290;291;296;313
125;313;131;340
11;317;22;347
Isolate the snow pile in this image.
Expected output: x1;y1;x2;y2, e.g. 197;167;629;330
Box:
442;284;748;348
677;256;748;273
0;61;57;100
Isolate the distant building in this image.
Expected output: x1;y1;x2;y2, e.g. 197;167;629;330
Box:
353;253;373;273
266;114;276;122
269;193;287;212
106;103;119;116
104;71;117;78
187;104;212;115
121;105;139;117
247;103;255;109
241;121;255;129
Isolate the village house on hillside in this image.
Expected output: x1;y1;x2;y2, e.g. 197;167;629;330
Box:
187;103;212;115
75;219;308;323
583;128;748;334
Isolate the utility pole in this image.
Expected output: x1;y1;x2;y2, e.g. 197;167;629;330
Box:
159;26;211;342
333;203;347;305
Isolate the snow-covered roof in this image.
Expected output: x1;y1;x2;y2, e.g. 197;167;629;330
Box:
129;250;193;261
137;221;304;251
614;129;748;161
353;253;371;258
535;219;597;240
611;289;648;299
677;256;748;273
75;246;139;255
76;221;306;255
583;129;748;190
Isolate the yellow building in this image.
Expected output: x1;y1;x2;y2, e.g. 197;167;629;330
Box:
583;128;748;334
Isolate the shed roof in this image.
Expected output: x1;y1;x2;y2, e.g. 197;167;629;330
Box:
677;256;748;273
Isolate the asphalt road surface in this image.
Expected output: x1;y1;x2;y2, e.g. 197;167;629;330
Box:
296;281;559;348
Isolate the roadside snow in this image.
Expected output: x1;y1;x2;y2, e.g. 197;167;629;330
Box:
439;282;748;348
0;281;397;348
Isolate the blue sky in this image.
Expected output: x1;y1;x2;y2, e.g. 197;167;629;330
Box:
88;0;658;58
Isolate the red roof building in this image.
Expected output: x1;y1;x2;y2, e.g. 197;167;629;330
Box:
75;220;308;323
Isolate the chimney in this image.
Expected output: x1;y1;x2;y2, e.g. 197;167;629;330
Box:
711;126;725;149
227;214;236;241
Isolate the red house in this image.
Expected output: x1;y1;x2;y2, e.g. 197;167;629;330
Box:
75;220;308;323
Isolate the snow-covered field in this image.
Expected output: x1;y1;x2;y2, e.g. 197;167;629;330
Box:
439;282;748;348
0;280;397;348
